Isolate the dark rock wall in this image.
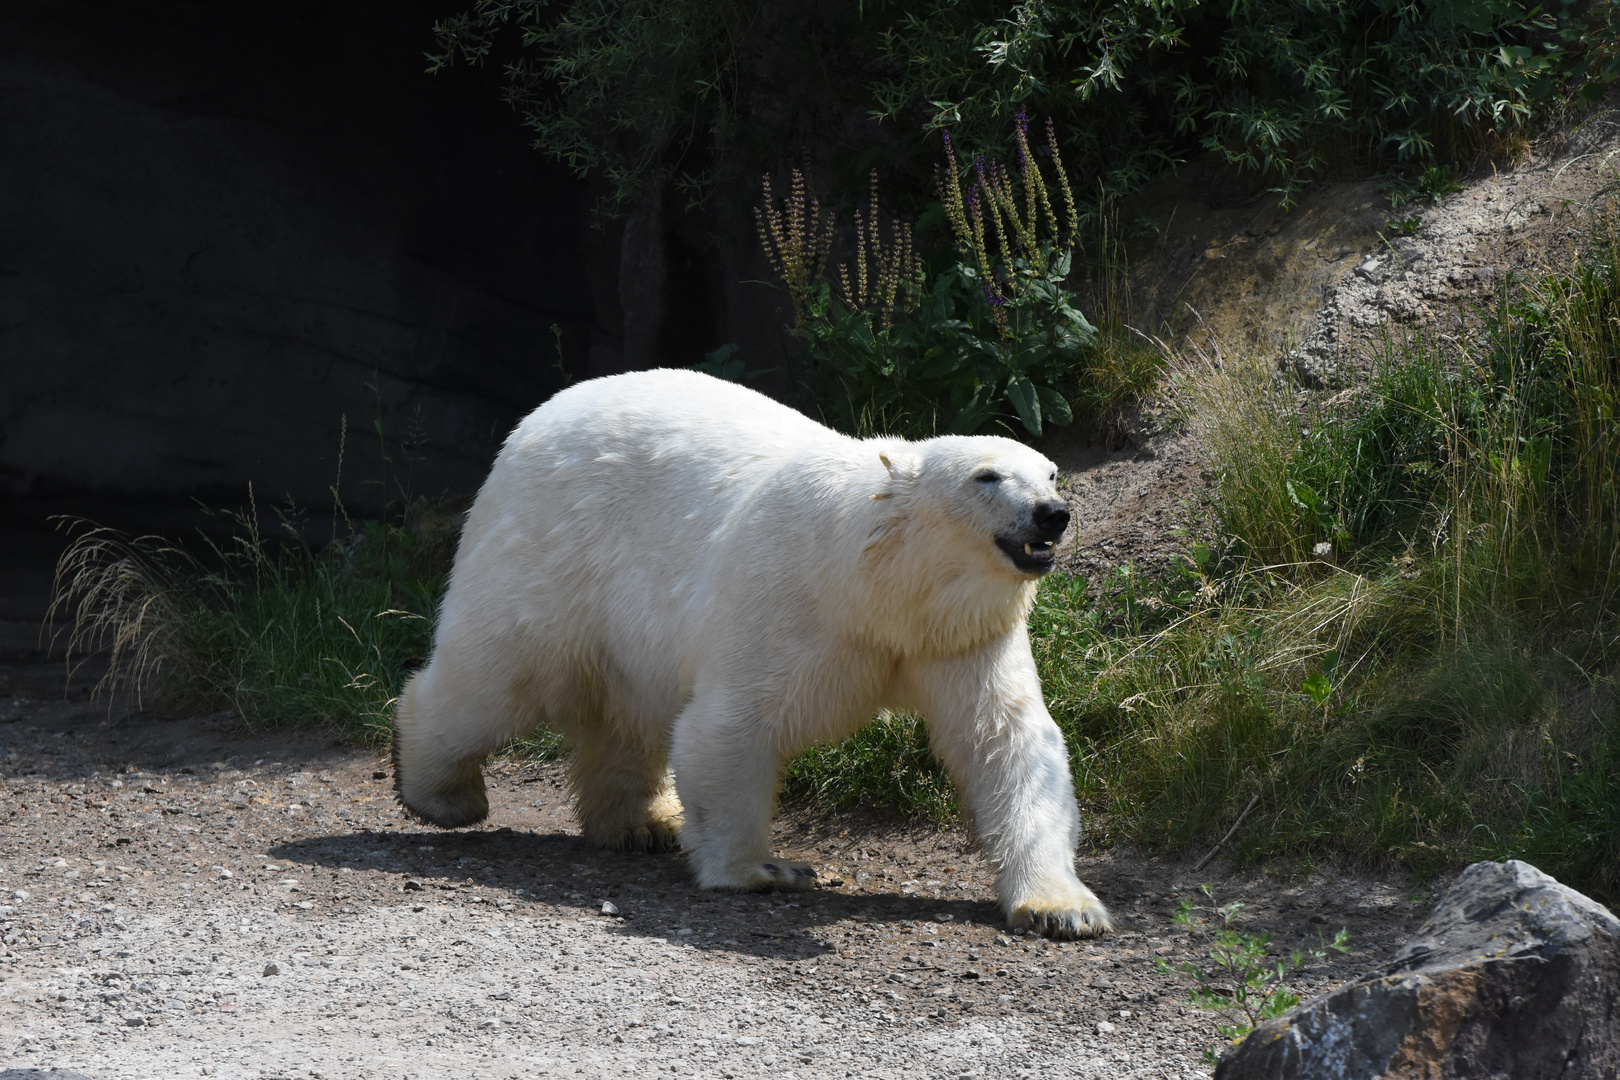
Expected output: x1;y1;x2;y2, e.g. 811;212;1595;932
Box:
0;0;604;511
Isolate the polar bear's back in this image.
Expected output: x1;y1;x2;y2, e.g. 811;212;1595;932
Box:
437;370;855;725
509;368;835;467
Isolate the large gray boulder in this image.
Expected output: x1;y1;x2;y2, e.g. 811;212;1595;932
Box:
1216;860;1620;1080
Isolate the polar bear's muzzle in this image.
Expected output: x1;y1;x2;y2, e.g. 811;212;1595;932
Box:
995;499;1070;574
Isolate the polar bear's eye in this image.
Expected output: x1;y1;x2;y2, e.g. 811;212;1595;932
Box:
975;471;1002;484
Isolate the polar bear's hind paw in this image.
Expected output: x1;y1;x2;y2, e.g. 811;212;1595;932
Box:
1010;896;1113;940
396;782;490;830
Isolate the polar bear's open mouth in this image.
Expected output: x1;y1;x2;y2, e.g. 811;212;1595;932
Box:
996;536;1056;574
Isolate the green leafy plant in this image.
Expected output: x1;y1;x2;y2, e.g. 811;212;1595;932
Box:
429;0;1618;226
1160;884;1352;1059
878;0;1619;209
756;116;1098;437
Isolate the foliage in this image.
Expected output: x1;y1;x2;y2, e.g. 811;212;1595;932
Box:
874;0;1620;208
427;0;759;211
755;117;1099;437
1159;884;1351;1059
428;0;1619;216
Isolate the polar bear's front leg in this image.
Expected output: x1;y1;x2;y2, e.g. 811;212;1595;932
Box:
670;691;818;892
907;631;1113;940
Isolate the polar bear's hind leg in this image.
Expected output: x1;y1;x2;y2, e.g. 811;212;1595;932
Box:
391;672;491;829
570;725;684;853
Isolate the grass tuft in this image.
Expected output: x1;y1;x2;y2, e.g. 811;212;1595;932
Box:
49;500;450;743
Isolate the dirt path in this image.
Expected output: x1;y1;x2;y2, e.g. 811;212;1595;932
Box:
0;618;1440;1080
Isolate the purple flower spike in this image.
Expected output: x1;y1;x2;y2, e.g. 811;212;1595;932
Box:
1015;106;1030;136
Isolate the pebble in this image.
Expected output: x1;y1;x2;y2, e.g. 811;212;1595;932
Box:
1096;1021;1117;1035
263;962;281;976
600;901;620;916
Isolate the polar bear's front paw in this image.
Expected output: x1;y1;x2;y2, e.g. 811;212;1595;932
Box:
701;860;818;892
1009;892;1114;940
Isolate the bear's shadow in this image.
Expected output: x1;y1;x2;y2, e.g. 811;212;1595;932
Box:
270;826;1003;960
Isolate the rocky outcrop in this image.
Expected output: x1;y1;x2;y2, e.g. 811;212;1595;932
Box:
1216;860;1620;1080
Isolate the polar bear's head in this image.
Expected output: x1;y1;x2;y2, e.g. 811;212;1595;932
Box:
885;435;1070;578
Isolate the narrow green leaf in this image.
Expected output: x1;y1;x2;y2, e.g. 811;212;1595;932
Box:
1007;376;1042;436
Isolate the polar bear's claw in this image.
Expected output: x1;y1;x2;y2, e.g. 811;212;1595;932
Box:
599;819;682;853
1010;896;1114;940
702;860;818;892
762;862;819;889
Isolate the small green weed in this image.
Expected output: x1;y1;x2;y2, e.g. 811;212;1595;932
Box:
1161;884;1352;1060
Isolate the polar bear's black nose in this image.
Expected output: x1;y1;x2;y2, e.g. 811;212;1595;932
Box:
1033;501;1070;538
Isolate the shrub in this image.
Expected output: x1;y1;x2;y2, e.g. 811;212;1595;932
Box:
429;0;1619;215
755;117;1103;437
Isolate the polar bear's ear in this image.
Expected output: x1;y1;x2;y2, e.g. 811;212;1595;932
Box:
878;451;920;482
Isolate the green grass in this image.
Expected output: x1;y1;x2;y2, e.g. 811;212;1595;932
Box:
782;712;957;821
51;500;451;744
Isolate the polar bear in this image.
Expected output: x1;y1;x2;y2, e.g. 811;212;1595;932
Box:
392;368;1112;938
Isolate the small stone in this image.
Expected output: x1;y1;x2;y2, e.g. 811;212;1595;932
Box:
736;1036;760;1046
960;970;981;980
126;1015;147;1027
372;770;388;780
262;962;280;976
600;901;620;916
402;880;423;892
1095;1021;1116;1035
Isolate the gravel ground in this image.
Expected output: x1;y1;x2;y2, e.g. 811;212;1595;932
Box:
0;628;1438;1080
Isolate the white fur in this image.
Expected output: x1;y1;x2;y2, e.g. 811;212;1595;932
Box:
393;369;1112;938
